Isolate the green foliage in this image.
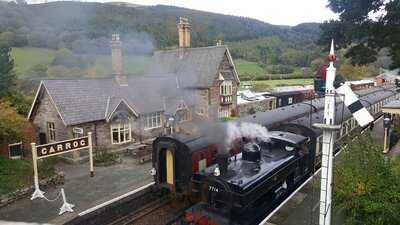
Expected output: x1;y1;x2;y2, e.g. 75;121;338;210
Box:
11;47;55;79
234;59;267;79
0;43;16;98
228;34;323;69
29;63;48;78
94;146;121;166
0;101;28;143
240;79;313;91
11;47;152;80
320;0;400;70
334;133;400;225
0;156;58;195
0;156;32;195
339;59;381;80
266;64;295;74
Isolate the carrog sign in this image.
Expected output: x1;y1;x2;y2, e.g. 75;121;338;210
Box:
37;136;89;158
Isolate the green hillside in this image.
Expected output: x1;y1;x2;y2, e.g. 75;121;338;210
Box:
11;48;55;79
11;47;152;79
234;59;267;78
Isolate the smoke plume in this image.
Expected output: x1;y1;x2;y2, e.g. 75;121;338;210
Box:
225;122;270;150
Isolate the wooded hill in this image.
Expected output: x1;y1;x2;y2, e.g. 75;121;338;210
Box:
0;1;322;62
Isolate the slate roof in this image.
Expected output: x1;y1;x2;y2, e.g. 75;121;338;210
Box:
148;45;239;88
30;75;186;126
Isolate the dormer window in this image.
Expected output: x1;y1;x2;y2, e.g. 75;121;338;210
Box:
220;81;233;96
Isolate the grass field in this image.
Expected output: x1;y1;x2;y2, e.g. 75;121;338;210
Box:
11;47;56;79
11;47;152;79
240;78;313;91
234;59;267;78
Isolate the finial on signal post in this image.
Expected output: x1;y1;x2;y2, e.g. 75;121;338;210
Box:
328;39;336;64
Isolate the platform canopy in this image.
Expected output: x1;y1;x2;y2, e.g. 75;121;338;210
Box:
383;100;400;115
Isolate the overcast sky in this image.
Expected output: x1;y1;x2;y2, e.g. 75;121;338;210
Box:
22;0;337;26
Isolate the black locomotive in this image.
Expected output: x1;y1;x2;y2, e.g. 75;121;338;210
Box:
151;85;399;225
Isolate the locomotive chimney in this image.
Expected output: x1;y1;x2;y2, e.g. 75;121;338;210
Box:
216;153;229;176
178;17;191;48
110;34;127;86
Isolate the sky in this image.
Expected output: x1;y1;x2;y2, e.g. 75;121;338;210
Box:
23;0;338;26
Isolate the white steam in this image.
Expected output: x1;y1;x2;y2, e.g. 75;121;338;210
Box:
225;122;270;151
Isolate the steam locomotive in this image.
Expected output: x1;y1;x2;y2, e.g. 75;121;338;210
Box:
151;85;399;225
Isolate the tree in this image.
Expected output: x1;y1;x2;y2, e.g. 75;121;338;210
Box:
0;101;28;144
310;57;325;72
339;59;381;80
29;63;48;78
0;43;16;98
320;0;400;70
334;133;400;225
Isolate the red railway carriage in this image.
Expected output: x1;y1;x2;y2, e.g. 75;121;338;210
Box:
152;134;242;194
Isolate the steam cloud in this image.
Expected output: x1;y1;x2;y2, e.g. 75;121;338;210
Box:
199;121;270;154
225;122;270;151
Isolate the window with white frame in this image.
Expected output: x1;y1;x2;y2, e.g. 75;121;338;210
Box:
144;112;162;129
220;81;233;96
47;122;56;142
111;123;131;144
218;107;230;118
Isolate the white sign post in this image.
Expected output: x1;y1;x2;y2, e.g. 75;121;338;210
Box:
30;132;94;200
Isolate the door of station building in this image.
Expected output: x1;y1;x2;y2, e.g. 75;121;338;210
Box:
166;149;174;185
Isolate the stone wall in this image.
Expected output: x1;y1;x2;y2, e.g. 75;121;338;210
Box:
32;90;71;143
237;98;277;117
207;52;239;119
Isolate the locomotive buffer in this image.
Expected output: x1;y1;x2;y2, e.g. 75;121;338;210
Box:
313;40;373;225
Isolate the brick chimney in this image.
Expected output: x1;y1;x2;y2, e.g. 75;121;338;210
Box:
177;17;191;48
110;34;127;86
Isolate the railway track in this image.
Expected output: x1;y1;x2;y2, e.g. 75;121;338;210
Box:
107;194;189;225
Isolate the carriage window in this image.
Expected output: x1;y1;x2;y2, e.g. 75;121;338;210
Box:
198;158;207;172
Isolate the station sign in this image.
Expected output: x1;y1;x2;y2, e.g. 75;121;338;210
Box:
37;136;89;158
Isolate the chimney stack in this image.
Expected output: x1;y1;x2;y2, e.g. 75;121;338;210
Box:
110;34;127;86
177;17;191;48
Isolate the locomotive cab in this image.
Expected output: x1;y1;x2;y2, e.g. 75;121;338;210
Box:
185;131;313;225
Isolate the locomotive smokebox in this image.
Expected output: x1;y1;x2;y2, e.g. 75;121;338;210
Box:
242;142;261;162
216;153;229;175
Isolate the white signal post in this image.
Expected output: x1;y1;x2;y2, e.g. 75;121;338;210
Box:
313;40;341;225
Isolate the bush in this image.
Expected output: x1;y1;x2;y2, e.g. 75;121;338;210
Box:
0;101;29;143
94;146;121;166
0;156;58;195
267;64;295;74
333;132;400;225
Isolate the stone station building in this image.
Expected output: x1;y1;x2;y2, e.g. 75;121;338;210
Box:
27;17;240;160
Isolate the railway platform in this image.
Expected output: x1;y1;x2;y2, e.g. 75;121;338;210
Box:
0;156;153;224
